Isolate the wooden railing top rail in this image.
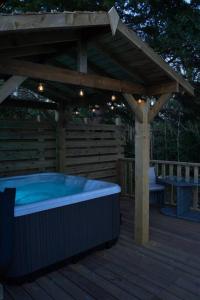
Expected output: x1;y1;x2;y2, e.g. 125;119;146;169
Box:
120;158;200;167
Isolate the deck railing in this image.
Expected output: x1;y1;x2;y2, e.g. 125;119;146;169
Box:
119;158;200;211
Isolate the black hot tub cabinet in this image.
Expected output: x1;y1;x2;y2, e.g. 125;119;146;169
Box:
0;173;121;279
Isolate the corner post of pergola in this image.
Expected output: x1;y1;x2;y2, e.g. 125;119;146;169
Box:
124;92;174;245
123;93;150;244
134;101;150;244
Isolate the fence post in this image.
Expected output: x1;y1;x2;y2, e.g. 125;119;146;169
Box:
56;101;66;173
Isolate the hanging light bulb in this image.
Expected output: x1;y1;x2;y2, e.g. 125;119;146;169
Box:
111;94;116;101
13;89;18;97
38;82;44;92
73;107;80;115
138;99;142;104
79;89;84;97
150;100;155;106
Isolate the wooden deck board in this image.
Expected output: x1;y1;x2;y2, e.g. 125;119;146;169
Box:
4;198;200;300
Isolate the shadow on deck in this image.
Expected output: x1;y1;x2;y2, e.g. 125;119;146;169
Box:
5;198;200;300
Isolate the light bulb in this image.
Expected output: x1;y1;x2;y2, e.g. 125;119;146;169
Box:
38;83;44;92
111;94;116;101
111;105;114;110
138;99;142;104
150;100;155;106
79;89;84;97
92;108;96;112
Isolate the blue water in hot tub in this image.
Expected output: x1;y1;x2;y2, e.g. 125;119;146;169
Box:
0;173;86;206
15;182;83;206
0;173;121;212
0;173;121;216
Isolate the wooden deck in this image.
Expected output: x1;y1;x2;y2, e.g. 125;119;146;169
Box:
4;198;200;300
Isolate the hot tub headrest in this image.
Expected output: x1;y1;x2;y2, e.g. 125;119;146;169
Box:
0;188;15;274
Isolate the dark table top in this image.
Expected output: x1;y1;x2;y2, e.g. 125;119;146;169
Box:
157;176;200;187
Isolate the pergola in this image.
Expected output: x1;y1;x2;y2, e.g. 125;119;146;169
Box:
0;7;194;245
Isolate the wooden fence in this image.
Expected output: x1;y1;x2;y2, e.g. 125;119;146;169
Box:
119;158;200;211
0;120;125;182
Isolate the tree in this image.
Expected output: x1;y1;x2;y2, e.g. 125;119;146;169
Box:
0;0;114;13
116;0;200;83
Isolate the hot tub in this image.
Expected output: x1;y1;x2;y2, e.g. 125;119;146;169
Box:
0;173;121;279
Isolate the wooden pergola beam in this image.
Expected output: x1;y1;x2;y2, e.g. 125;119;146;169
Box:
0;44;60;58
0;29;81;50
0;12;109;32
78;40;87;73
0;59;145;95
0;76;27;104
147;82;179;95
123;93;143;123
148;93;172;122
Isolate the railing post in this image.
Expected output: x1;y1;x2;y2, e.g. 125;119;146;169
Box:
169;164;174;177
185;166;190;182
177;165;182;181
161;164;166;178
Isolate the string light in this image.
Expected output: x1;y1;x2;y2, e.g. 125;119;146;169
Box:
111;94;116;101
150;100;155;106
111;105;114;110
92;108;96;113
38;83;44;92
79;89;84;97
73;107;80;115
13;89;18;97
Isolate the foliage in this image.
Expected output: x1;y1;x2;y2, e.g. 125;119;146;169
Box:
152;117;200;163
116;0;200;82
0;0;114;13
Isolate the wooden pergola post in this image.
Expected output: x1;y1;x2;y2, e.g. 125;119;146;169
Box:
124;93;174;245
123;94;150;244
134;101;150;244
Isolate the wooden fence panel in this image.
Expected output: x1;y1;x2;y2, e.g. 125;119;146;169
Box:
0;120;57;177
0;120;125;182
64;123;125;182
